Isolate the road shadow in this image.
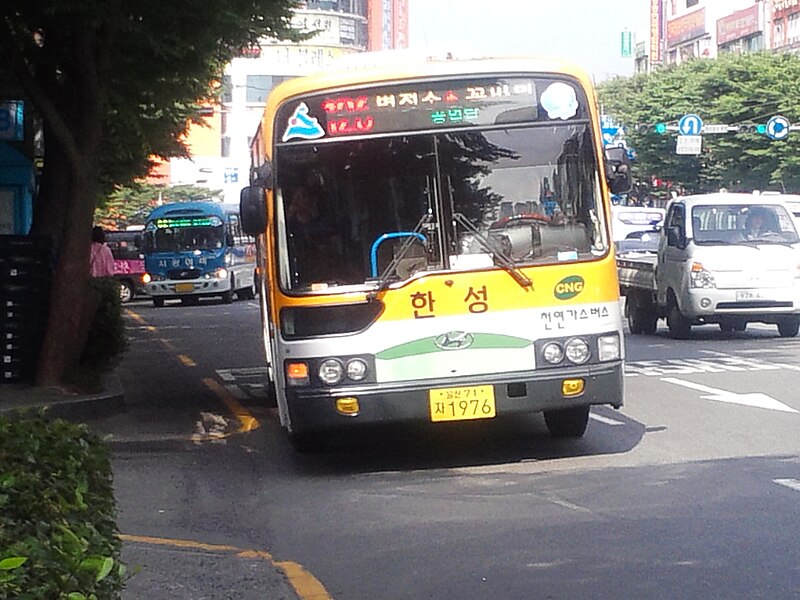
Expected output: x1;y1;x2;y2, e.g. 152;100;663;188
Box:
284;406;646;476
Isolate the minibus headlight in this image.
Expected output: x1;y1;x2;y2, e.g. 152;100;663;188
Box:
598;334;621;362
346;359;368;381
318;359;344;386
565;338;590;364
690;262;715;289
542;342;564;364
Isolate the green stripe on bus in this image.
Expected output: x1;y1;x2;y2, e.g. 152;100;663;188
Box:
376;333;532;361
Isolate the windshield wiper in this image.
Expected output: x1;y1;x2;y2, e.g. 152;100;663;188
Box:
453;212;532;289
369;212;433;294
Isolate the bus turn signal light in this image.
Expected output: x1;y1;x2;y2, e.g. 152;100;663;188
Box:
286;362;309;386
336;397;360;416
562;379;585;397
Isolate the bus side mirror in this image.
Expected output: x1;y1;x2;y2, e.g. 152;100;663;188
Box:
605;147;632;195
240;186;266;236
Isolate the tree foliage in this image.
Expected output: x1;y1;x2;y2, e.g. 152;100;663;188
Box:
598;52;800;194
95;183;223;229
0;0;304;385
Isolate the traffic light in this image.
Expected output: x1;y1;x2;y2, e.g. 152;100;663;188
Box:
654;123;667;134
737;123;766;134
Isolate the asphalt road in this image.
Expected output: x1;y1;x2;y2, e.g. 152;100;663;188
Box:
94;296;800;600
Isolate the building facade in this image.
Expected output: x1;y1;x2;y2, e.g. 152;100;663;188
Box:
635;0;800;73
161;0;409;203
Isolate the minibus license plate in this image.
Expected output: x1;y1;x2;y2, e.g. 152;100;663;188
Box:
736;290;764;301
429;385;496;422
175;283;194;293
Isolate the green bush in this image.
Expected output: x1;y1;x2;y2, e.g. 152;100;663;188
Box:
81;277;127;370
0;415;125;599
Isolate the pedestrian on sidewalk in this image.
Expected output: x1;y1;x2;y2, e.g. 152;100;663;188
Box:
90;225;116;277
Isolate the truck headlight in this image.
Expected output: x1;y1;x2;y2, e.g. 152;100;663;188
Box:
690;262;715;288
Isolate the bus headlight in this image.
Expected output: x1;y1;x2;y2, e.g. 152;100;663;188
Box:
542;342;564;364
346;358;368;381
214;268;229;280
597;334;621;362
564;338;590;364
141;273;151;284
318;359;344;385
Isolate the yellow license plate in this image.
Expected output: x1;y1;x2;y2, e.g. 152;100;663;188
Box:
429;385;496;422
175;283;194;293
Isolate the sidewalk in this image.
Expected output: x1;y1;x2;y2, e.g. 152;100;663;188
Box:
0;373;125;421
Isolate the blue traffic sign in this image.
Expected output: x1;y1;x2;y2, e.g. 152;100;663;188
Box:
766;115;790;141
678;114;703;136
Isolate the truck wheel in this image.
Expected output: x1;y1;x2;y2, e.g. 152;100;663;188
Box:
544;406;590;438
777;317;800;338
667;298;691;339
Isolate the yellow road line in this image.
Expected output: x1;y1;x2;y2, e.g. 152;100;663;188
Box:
178;354;197;367
125;309;146;325
119;534;333;600
203;377;260;434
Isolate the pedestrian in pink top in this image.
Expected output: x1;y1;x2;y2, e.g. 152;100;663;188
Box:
90;226;116;277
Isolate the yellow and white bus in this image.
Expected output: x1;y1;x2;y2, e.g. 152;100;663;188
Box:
240;54;630;451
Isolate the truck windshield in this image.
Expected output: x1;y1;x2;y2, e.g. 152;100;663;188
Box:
275;123;607;292
692;204;800;246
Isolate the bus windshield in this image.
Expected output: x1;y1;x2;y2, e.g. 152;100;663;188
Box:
276;123;605;291
145;216;225;252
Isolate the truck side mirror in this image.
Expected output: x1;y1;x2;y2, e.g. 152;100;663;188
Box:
240;186;267;236
666;226;685;248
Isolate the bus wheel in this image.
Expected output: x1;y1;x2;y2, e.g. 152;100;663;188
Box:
221;277;235;304
153;297;165;308
239;277;257;300
544;406;590;438
118;280;134;304
288;430;327;453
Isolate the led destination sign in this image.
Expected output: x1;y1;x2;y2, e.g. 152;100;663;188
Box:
278;77;586;142
153;216;221;229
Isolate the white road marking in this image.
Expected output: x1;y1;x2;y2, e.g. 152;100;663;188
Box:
589;413;625;426
773;478;800;493
661;377;798;413
626;355;784;377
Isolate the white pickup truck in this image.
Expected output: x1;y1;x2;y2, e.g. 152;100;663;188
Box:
617;192;800;338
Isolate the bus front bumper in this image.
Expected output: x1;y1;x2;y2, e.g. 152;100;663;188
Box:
146;277;231;298
285;362;623;434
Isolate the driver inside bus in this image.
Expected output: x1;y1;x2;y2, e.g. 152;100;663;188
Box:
286;185;340;285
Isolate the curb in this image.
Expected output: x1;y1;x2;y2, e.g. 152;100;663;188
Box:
0;372;125;421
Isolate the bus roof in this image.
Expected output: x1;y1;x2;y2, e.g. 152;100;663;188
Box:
257;54;597;158
146;201;232;222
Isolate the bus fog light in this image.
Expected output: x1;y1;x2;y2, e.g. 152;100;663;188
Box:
319;359;344;385
562;379;585;397
565;338;590;364
346;359;368;381
597;335;620;361
542;342;564;364
336;397;360;416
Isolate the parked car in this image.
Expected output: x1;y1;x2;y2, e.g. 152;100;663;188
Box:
105;230;149;303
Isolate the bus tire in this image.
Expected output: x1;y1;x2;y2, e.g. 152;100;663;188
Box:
288;430;327;453
221;277;235;304
543;405;590;438
239;276;257;300
153;297;165;308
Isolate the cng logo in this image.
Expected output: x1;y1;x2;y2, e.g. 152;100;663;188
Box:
554;275;585;300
